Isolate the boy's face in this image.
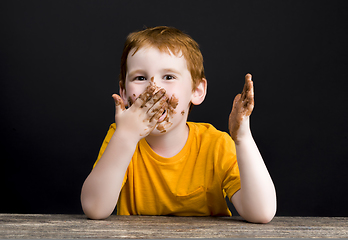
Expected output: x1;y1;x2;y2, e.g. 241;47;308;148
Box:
120;46;196;135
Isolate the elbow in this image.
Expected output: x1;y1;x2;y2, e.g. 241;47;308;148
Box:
82;202;112;220
253;211;276;224
242;211;275;224
247;192;277;224
85;212;111;220
245;205;277;224
81;195;113;220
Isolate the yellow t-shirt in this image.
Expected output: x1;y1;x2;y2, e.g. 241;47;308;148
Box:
94;122;241;216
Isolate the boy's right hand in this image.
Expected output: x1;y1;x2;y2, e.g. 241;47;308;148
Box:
111;85;168;143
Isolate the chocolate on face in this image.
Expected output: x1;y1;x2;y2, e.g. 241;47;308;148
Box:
155;93;179;133
150;78;179;133
127;78;180;134
168;94;178;114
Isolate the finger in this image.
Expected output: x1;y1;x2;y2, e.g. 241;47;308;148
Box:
134;85;156;108
241;73;253;101
245;73;252;82
232;94;241;111
246;74;253;91
150;104;166;123
147;88;166;113
148;94;168;122
243;75;254;115
244;74;254;106
112;94;125;113
246;80;254;104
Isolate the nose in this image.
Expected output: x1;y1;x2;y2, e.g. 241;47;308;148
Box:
150;76;155;84
151;76;165;90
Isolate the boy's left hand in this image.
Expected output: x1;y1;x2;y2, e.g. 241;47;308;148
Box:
229;74;254;144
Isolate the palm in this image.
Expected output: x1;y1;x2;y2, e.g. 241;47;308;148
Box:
229;74;254;142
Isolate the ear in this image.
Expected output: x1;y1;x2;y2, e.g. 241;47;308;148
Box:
191;78;207;105
119;82;128;106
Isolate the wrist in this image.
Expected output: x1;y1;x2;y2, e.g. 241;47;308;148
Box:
234;130;252;146
233;117;252;146
113;127;142;146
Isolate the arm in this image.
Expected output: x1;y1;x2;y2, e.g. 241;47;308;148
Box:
229;74;276;223
81;86;168;219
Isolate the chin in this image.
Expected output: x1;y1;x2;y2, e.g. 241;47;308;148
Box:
154;120;173;134
147;122;173;136
149;128;169;136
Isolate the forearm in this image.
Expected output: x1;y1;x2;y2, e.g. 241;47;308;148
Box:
81;129;137;219
81;85;167;219
228;74;276;223
232;122;276;223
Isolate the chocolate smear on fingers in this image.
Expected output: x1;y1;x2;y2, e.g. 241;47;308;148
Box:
156;93;178;133
139;85;156;108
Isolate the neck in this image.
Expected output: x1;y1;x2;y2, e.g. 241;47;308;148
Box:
145;122;189;158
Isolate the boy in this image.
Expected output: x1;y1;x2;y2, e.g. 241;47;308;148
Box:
81;26;276;223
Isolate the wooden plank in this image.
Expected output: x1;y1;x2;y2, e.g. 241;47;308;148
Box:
0;214;347;238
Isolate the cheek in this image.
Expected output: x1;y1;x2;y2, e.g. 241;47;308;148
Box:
124;85;146;105
126;93;137;106
167;94;179;115
175;89;193;108
167;92;191;116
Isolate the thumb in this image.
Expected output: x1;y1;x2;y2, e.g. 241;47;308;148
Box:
112;94;126;114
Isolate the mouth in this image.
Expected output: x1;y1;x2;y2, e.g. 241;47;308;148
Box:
158;109;167;123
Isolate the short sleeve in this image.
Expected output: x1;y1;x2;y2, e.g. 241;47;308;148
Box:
219;133;241;200
222;161;241;201
93;123;116;168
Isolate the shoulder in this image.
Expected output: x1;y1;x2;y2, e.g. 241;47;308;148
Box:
107;123;116;136
188;122;229;138
109;123;116;131
187;122;237;172
101;123;116;144
187;122;233;147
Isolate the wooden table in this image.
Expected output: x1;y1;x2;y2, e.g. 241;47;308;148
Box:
1;214;347;238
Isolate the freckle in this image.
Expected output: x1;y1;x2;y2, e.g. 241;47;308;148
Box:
181;110;185;115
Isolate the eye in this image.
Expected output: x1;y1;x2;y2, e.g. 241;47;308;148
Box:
163;75;175;80
134;76;146;81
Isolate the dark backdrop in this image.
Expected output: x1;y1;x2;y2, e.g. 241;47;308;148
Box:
1;0;347;216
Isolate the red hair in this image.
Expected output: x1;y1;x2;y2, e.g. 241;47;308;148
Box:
119;26;205;90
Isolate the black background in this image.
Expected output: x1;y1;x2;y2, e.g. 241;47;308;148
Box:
1;0;347;216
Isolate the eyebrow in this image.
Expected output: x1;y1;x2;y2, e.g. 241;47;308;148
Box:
128;68;182;78
127;69;146;78
162;68;182;76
